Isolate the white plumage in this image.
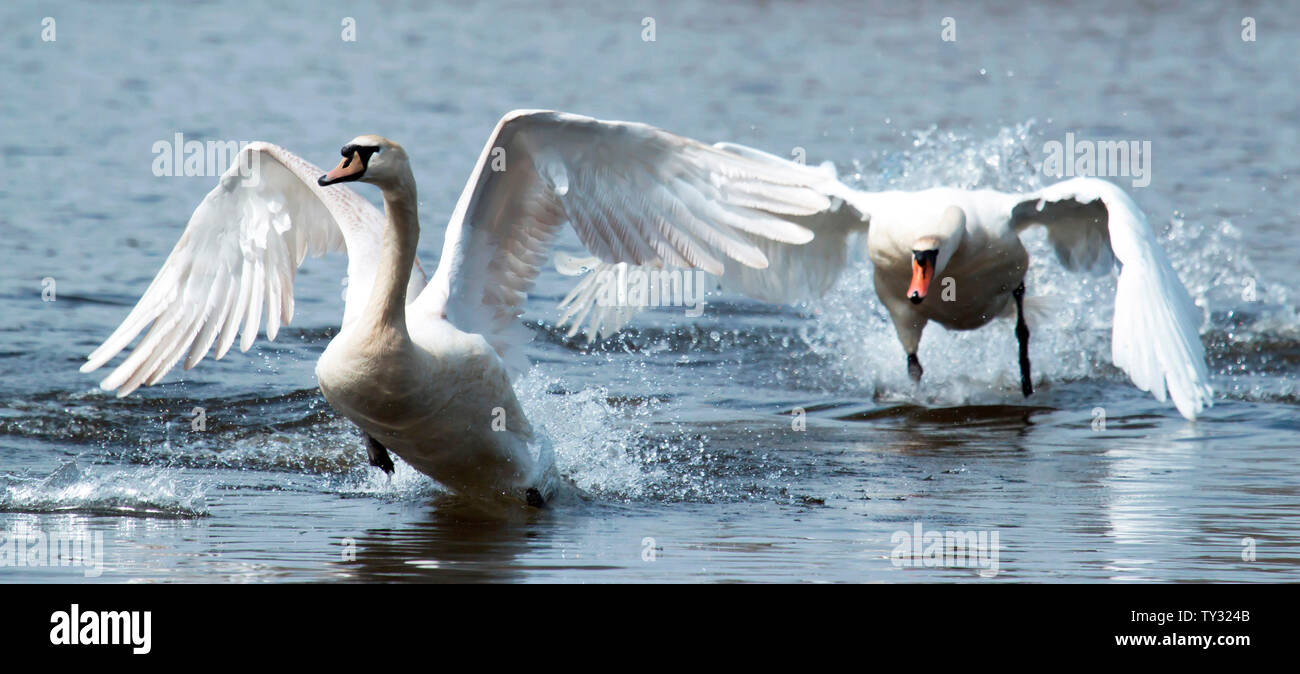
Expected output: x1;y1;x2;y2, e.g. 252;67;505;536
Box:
1011;179;1213;420
81;142;427;394
81;110;840;503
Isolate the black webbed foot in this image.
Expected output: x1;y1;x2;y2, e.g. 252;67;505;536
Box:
364;434;394;475
1013;282;1033;398
907;353;924;383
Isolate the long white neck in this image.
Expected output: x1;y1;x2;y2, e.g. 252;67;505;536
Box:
360;173;419;334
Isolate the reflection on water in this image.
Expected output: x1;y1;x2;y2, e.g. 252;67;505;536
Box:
335;506;545;583
3;399;1298;583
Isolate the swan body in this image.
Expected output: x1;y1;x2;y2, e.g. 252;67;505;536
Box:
317;315;536;499
845;180;1212;420
863;191;1029;339
82;111;842;504
558;145;1213;420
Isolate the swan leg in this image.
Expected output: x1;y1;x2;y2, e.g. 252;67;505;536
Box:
1013;282;1033;397
364;433;395;475
907;353;924;383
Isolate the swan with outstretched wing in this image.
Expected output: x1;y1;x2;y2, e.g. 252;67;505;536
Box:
82;110;840;504
556;144;1213;420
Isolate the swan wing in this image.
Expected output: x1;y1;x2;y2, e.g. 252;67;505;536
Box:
703;142;870;303
1011;177;1212;419
82;142;425;396
419;110;839;372
553;141;869;340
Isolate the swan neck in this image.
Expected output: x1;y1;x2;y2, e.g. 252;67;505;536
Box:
362;177;419;332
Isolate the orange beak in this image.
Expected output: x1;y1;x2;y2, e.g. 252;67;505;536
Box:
318;152;367;186
908;258;932;304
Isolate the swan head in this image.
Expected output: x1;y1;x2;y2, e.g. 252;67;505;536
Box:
318;135;410;189
907;205;966;304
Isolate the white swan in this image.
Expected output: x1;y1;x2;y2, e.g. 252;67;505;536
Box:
81;110;843;504
557;144;1214;420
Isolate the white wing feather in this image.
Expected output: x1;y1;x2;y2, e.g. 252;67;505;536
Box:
552;141;869;341
82;142;426;396
1012;177;1213;419
417;111;838;372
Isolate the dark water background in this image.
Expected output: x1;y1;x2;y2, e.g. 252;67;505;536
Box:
1;1;1297;582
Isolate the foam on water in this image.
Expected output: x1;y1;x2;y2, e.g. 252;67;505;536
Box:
0;461;207;518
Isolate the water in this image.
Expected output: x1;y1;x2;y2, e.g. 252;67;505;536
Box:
1;1;1297;582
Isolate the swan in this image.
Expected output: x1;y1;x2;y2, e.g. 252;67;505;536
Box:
80;110;844;505
556;143;1213;420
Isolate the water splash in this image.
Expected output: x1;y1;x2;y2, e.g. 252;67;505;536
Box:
515;368;667;499
850;122;1045;194
0;461;208;518
324;457;446;501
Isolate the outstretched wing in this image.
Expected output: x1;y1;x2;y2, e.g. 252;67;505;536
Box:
554;141;869;340
1011;177;1212;419
82;142;426;396
417;110;840;373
